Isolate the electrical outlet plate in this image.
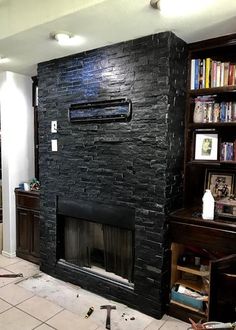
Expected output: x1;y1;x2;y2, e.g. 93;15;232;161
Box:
51;121;57;133
51;139;58;151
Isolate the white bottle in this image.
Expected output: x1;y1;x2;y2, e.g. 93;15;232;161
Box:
202;189;215;220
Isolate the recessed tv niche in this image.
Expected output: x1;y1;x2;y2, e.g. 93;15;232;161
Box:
69;98;132;123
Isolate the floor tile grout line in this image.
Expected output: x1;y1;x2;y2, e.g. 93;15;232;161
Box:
14;304;66;324
14;294;38;308
0;305;14;315
0;260;25;268
159;319;169;329
0;287;35;307
33;322;57;330
0;294;19;307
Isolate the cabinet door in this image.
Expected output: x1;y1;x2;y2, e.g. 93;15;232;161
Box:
30;211;40;258
16;209;30;254
208;254;236;322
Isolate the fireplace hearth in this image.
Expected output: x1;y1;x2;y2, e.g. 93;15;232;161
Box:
57;199;135;283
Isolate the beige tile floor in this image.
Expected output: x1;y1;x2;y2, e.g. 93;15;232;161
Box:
0;254;190;330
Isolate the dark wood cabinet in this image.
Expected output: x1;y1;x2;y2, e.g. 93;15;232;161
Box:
169;209;236;323
168;33;236;324
15;188;40;264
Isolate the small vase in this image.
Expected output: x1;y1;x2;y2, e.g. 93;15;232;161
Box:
193;100;204;123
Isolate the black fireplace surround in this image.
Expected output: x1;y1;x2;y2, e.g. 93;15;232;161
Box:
38;31;187;318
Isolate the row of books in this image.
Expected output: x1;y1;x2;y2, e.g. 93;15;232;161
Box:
193;97;236;123
220;141;236;161
191;58;236;90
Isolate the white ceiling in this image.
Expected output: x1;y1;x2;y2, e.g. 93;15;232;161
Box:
0;0;236;76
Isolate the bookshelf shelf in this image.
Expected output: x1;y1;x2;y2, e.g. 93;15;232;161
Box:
188;122;236;129
170;300;206;316
190;86;236;96
186;160;221;166
176;265;209;277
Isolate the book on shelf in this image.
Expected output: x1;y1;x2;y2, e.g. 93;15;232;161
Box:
195;59;200;89
233;102;236;121
220;62;225;87
220;102;226;122
216;61;221;87
229;64;235;85
205;58;211;88
211;60;217;88
220;142;234;161
223;62;230;86
199;59;205;89
191;59;195;90
213;103;220;122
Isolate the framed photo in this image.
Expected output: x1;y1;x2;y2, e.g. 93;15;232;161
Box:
205;169;234;199
194;132;218;160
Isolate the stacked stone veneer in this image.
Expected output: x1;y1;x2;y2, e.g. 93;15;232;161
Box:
37;31;187;318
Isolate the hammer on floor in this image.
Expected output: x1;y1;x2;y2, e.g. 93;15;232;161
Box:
100;305;116;330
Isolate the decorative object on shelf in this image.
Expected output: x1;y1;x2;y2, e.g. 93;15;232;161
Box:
194;132;218;160
202;189;214;220
29;178;40;191
216;196;236;219
205;170;234;200
193;98;205;123
23;182;30;191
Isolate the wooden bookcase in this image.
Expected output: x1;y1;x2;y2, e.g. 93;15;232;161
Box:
168;34;236;323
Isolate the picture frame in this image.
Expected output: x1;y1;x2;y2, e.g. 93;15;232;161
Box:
194;132;218;160
205;169;234;199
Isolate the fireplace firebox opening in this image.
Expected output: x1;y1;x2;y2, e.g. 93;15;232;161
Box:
56;199;135;284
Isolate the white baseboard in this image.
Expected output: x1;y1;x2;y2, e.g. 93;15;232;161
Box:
2;250;16;258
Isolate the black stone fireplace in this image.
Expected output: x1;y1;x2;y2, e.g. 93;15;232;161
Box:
57;199;135;283
38;31;187;318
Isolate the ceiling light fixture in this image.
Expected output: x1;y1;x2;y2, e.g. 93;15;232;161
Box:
0;56;10;64
150;0;160;9
52;32;83;46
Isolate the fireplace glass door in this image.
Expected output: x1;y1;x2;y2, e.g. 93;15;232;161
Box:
63;216;134;282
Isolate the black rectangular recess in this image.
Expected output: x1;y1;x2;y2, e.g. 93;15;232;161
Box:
68;98;132;123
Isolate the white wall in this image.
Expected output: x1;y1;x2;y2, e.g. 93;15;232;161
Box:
0;71;34;257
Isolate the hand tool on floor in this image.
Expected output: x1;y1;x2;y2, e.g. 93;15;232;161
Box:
189;318;236;329
0;273;23;278
85;306;94;318
100;305;116;330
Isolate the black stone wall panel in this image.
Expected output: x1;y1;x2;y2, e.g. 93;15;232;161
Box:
37;31;187;318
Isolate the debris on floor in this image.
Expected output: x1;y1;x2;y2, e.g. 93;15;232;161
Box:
85;306;94;318
121;313;135;321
